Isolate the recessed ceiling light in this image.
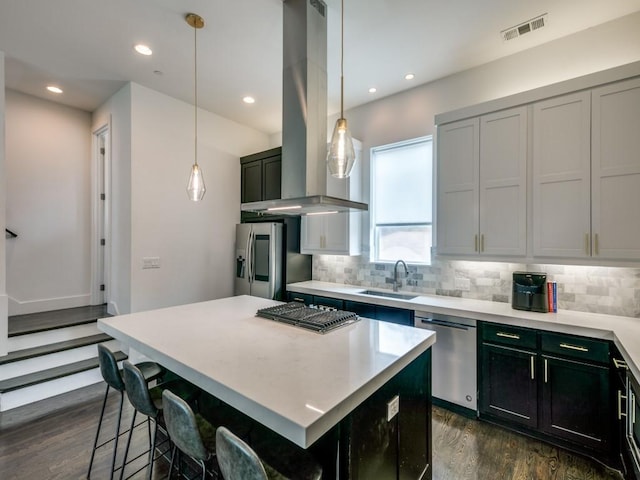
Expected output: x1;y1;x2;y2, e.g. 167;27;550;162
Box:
134;44;153;56
404;73;415;80
46;85;63;94
368;87;377;94
243;96;256;104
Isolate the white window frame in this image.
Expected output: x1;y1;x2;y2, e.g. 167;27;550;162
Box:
369;135;433;265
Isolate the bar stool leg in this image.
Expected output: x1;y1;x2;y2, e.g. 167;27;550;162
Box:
119;409;137;480
109;392;125;480
87;384;110;479
168;444;177;478
147;419;158;480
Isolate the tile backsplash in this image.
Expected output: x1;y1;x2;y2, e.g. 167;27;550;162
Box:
312;255;640;318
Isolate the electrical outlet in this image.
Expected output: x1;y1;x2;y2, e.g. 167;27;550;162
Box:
387;395;399;421
454;277;471;291
142;256;161;269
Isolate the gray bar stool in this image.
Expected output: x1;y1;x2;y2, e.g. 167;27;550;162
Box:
87;344;164;480
120;361;199;480
217;426;324;480
162;389;217;479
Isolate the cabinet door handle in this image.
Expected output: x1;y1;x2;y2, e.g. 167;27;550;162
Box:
594;233;599;255
585;233;589;255
559;343;588;352
496;332;520;340
619;390;628;420
613;358;628;370
544;358;548;383
633;393;637;425
530;355;535;380
474;235;478;252
481;234;485;252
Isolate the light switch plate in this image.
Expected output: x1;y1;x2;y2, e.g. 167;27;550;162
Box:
142;256;161;269
387;395;399;421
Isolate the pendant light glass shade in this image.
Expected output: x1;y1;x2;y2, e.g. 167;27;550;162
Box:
185;13;206;202
328;117;356;178
327;0;356;178
187;163;206;201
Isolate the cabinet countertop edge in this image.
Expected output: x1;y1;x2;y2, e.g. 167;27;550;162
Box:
287;280;640;380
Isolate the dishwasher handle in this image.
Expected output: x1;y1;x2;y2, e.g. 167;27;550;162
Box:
417;316;473;331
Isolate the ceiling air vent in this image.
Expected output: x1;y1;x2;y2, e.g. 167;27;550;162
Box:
501;13;547;41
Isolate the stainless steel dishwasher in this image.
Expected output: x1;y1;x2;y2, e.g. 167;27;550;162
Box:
414;311;477;414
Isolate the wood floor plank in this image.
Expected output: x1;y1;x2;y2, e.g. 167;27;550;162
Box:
0;386;624;479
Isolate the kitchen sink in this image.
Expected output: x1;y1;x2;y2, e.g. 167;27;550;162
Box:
358;290;418;300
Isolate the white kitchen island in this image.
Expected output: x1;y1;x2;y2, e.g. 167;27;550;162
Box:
98;295;436;480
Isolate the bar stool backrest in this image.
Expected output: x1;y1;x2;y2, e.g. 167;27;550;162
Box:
122;360;159;418
97;343;125;392
162;390;209;461
216;426;269;480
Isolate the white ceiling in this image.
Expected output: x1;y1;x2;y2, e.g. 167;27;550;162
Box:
1;0;639;134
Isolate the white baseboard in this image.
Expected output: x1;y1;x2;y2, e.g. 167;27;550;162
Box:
8;294;92;316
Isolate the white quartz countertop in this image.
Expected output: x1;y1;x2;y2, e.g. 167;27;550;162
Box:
98;295;435;448
287;280;640;380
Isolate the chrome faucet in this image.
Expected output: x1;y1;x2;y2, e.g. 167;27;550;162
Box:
393;260;409;292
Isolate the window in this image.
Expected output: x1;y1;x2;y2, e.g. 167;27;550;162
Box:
370;136;433;264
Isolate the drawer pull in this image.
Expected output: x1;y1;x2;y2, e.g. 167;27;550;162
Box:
559;343;588;352
530;355;535;380
619;390;627;420
613;358;628;370
496;332;520;340
544;358;548;383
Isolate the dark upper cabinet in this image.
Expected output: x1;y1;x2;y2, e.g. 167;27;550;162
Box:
240;147;282;203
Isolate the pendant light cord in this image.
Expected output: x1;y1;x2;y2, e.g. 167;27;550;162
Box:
340;0;344;119
194;22;199;167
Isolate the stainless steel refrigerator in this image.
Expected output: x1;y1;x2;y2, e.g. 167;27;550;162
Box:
234;223;284;299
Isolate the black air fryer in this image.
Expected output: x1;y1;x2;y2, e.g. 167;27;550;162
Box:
512;272;548;312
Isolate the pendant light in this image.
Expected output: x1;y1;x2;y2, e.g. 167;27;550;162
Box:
327;0;356;179
186;13;206;202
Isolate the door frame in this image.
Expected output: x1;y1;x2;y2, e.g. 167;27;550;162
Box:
90;124;111;306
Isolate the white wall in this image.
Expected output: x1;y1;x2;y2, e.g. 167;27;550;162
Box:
336;11;640;253
94;83;270;314
0;51;8;356
5;90;92;315
92;84;133;315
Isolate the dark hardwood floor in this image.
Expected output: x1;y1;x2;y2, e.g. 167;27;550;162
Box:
0;384;624;479
432;407;622;480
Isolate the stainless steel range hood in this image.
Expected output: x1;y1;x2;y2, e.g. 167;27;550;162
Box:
241;0;368;216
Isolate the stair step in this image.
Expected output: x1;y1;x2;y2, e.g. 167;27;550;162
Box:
0;333;113;366
8;304;110;337
0;351;127;393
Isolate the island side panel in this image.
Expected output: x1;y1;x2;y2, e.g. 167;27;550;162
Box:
338;349;432;480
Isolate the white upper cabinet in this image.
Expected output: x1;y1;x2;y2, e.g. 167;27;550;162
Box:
592;78;640;260
436;118;479;255
301;147;362;255
533;91;591;258
437;107;527;257
480;107;528;256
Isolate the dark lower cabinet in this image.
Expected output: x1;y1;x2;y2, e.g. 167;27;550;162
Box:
479;322;615;466
345;300;414;326
541;355;610;451
341;350;431;480
480;344;538;429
